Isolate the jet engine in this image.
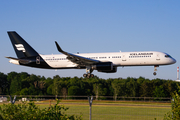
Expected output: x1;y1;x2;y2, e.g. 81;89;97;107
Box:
98;67;117;73
92;62;117;73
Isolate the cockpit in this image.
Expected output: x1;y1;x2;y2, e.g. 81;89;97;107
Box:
165;54;172;58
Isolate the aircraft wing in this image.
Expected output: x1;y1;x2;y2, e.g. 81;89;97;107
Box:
55;41;100;66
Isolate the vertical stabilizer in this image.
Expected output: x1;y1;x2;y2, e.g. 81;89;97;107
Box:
7;31;39;58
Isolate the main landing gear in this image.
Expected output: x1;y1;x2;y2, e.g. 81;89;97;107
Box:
83;73;94;78
153;65;159;76
83;66;94;78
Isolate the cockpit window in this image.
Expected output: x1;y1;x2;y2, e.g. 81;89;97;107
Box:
165;54;172;58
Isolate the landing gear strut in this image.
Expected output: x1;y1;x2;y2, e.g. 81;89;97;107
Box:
83;66;94;78
153;65;159;76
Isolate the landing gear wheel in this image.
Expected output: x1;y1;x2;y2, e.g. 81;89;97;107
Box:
83;73;94;78
83;74;87;78
90;74;94;78
153;72;157;76
87;73;91;78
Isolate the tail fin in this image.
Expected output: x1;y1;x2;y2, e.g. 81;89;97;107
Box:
7;31;39;58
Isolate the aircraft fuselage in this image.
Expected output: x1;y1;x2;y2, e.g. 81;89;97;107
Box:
6;31;176;78
10;51;175;69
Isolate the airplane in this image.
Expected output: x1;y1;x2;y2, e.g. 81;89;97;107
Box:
6;31;176;78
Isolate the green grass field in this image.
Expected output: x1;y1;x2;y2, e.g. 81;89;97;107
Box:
36;100;171;120
63;105;170;120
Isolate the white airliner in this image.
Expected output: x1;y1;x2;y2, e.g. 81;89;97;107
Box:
6;31;176;78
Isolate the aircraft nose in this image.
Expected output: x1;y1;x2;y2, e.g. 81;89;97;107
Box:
171;58;176;64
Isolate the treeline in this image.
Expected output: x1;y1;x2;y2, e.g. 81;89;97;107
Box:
0;72;179;98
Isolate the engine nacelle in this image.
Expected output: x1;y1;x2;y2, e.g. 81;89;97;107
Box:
98;67;117;73
92;62;117;73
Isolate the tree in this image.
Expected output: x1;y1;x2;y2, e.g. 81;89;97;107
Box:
59;80;68;97
125;78;138;97
9;74;22;95
140;80;153;97
0;72;7;94
0;71;178;98
93;83;100;99
153;86;166;97
164;93;180;119
7;72;19;94
47;84;53;95
19;72;30;80
106;78;114;96
52;78;61;95
20;88;29;95
68;86;81;96
163;80;177;97
111;79;124;100
28;84;38;95
137;76;145;85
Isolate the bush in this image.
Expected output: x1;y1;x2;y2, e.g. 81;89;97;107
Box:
0;100;82;120
164;93;180;120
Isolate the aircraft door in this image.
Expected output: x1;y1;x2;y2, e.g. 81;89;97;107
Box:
156;54;160;60
36;56;40;64
122;55;127;61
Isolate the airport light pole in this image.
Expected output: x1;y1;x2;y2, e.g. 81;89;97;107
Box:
177;67;179;80
88;96;93;120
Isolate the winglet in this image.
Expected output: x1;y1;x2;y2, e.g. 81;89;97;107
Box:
55;41;64;53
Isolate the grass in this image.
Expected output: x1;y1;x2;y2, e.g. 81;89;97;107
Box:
36;100;171;120
63;105;170;120
0;100;171;120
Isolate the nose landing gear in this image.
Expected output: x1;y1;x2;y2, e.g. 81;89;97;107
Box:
153;65;159;76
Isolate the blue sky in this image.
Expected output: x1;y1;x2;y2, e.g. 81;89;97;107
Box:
1;1;180;80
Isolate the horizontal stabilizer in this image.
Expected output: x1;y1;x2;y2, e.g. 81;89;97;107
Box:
5;57;32;64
